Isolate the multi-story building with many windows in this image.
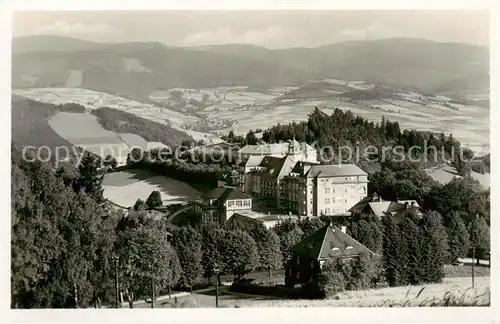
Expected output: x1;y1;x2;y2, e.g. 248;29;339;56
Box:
238;139;317;193
249;153;368;217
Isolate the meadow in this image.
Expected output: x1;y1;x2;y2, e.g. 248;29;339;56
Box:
102;169;200;208
48;112;167;164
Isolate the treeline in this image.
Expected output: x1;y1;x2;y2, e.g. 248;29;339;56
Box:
57;102;88;113
91;107;193;148
125;147;237;190
258;107;462;167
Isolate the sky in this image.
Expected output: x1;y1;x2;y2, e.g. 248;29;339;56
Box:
12;10;489;49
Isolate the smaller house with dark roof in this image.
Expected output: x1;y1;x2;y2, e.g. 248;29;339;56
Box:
285;224;375;286
193;186;252;224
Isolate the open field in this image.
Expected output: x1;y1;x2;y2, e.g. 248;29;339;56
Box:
135;276;489;308
102;169;200;208
425;165;490;189
48;112;167;164
13;88;200;127
13;81;489;152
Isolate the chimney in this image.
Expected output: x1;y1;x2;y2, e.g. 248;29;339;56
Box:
379;196;382;202
340;226;347;233
268;212;271;216
288;211;292;216
372;193;378;202
405;202;409;209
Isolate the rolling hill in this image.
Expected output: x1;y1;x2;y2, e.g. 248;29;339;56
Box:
12;36;489;102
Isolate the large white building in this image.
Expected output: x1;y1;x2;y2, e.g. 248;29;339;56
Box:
238;139;318;193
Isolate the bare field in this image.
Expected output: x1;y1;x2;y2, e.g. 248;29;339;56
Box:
426;165;490;189
13;87;200;127
102;169;200;207
49;112;167;164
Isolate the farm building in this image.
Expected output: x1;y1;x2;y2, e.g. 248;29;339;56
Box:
285;224;375;286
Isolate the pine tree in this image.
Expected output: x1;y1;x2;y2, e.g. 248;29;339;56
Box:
419;211;448;283
73;152;105;202
146;190;162;209
133;199;147;211
470;216;490;263
399;217;422;284
447;212;469;263
382;216;405;286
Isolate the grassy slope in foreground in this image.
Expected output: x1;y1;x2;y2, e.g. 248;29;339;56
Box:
135;276;489;308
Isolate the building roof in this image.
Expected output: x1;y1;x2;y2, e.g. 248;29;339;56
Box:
289;139;300;150
239;155;266;168
290;225;375;260
255;155;297;180
239;143;288;155
306;164;368;178
347;196;376;213
239;141;316;155
201;187;251;202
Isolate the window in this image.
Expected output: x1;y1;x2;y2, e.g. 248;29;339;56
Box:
325;188;331;194
346;246;353;250
344;189;347;193
243;200;251;207
236;200;243;207
325;208;330;215
228;201;235;207
345;199;348;203
325;198;330;204
332;247;339;251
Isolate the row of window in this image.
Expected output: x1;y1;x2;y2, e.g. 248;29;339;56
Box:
320;176;356;183
227;199;251;208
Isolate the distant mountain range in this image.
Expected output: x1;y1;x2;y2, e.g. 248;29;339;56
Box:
12;35;489;101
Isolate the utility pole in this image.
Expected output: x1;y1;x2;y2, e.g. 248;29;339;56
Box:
471;214;477;288
213;263;220;308
114;255;120;308
151;278;155;309
74;283;78;308
471;245;475;288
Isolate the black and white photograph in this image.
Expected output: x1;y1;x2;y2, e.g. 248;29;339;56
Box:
2;1;497;321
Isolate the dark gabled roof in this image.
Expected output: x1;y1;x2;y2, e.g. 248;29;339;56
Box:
201;187;228;199
289;160;319;175
289;225;375;260
201;187;251;202
255;155;297;180
306;164;367;178
347;196;375;213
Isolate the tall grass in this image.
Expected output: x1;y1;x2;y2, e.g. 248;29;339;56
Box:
377;287;490;307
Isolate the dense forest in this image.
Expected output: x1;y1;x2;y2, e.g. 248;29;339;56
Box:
257;107;474;175
91;107;194;148
11;97;91;159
